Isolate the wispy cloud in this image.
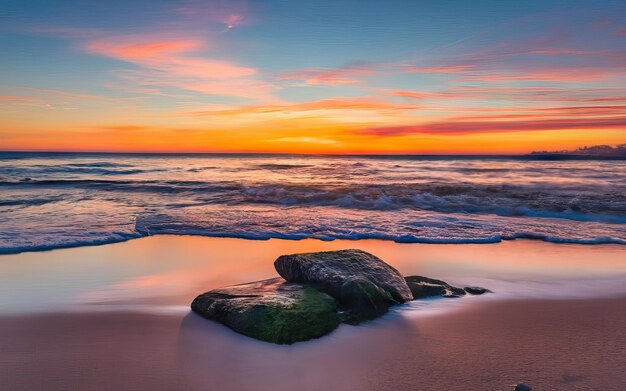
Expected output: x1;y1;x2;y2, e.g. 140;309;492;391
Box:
85;34;279;102
404;65;473;74
279;66;374;86
360;116;626;136
184;97;418;117
269;136;339;145
0;87;139;111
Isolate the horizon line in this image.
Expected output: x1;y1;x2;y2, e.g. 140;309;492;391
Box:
0;149;529;156
3;150;626;161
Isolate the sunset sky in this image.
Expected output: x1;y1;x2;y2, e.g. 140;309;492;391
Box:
1;0;625;153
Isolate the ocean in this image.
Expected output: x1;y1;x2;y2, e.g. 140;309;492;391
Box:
1;152;624;253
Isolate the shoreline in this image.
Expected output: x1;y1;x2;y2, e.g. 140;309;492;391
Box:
2;231;625;256
2;236;625;314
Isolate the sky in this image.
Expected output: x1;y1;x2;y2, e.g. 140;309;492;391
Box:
1;0;625;154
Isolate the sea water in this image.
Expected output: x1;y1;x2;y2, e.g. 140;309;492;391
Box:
1;152;624;253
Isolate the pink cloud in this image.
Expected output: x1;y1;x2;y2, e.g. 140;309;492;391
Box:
85;35;278;101
524;49;599;55
279;67;374;86
0;95;45;109
404;65;473;74
86;36;256;78
448;86;626;104
462;66;619;82
400;58;621;82
395;23;626;84
389;90;440;100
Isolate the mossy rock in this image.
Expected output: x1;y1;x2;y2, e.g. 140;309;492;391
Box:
339;278;397;324
191;278;340;344
191;251;491;345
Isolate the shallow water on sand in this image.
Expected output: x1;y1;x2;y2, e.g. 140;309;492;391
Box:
0;237;625;390
1;236;624;314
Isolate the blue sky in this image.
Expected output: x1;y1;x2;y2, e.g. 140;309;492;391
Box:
1;0;625;152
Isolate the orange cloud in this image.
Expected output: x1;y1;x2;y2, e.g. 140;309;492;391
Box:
185;97;419;118
360;117;626;136
269;136;339;145
0;95;40;104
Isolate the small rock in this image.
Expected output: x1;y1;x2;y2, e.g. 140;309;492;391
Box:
404;276;489;299
514;384;532;391
465;286;491;295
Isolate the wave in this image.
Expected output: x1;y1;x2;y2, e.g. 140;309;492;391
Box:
0;195;64;207
254;163;312;170
1;224;623;255
3;200;624;255
0;232;142;255
1;163;165;177
2;179;625;223
239;183;626;223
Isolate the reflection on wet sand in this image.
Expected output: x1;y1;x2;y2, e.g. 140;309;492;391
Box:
1;236;625;389
2;236;625;314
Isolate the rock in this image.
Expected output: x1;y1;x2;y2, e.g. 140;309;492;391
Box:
514;384;532;391
191;277;340;344
464;286;491;295
191;250;492;344
274;249;413;322
338;278;397;323
405;276;469;299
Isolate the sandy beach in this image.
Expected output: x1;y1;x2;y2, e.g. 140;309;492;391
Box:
1;296;625;391
3;0;626;389
0;236;625;390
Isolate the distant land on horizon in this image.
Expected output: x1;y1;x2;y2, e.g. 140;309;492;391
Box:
529;144;626;159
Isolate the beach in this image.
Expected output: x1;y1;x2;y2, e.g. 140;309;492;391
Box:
1;236;625;390
3;0;626;389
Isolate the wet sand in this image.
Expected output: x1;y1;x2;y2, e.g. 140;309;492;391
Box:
1;297;625;390
0;236;625;390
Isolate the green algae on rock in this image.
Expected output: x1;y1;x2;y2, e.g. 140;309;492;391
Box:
191;278;340;344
